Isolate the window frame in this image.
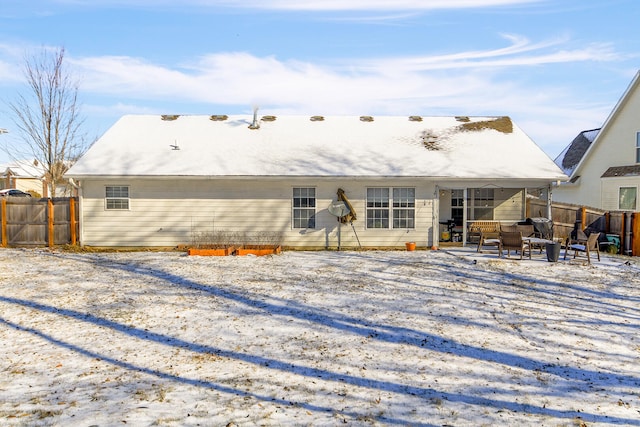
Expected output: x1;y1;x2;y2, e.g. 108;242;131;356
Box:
467;188;494;221
292;187;316;229
619;186;637;211
636;132;640;163
105;185;130;210
366;187;390;229
366;187;416;229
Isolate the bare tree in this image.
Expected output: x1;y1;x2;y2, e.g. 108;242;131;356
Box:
8;47;89;197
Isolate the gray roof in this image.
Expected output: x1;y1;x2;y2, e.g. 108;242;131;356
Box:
554;128;600;177
601;165;640;178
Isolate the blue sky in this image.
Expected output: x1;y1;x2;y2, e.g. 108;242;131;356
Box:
0;0;638;164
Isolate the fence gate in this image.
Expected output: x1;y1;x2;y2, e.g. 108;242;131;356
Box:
1;197;78;247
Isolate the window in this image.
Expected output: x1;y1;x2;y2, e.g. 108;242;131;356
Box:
292;187;315;229
367;188;390;228
468;188;494;220
637;132;640;163
393;188;415;228
105;186;129;210
619;187;637;210
451;189;464;226
366;187;415;229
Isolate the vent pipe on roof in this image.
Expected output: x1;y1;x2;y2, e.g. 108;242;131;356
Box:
249;106;260;130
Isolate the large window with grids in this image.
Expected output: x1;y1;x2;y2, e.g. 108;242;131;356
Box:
105;185;129;210
366;187;415;229
292;187;316;229
468;188;494;220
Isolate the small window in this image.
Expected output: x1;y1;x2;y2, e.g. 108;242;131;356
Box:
619;187;637;210
293;187;315;229
105;186;129;210
636;132;640;163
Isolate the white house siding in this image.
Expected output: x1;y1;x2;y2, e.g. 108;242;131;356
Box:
78;178;435;248
601;177;639;211
554;74;640;209
493;188;526;221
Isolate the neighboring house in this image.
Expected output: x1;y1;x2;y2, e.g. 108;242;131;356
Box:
64;114;566;248
0;159;46;196
554;71;640;211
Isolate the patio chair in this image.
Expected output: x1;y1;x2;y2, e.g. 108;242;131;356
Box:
564;232;601;264
477;230;502;254
500;231;531;260
516;224;541;252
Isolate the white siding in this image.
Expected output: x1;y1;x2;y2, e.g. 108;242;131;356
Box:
601;178;639;211
493;188;525;220
79;178;435;248
554;77;640;209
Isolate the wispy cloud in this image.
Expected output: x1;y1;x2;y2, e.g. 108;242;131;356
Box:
56;0;544;11
361;35;619;72
70;34;618;106
193;0;543;11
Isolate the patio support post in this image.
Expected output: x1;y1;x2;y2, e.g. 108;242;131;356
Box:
462;188;468;246
547;184;552;219
433;185;439;248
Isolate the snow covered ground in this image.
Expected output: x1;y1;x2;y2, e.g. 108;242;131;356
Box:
0;247;639;426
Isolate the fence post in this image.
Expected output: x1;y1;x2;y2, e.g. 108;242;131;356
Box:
633;213;640;257
70;197;77;245
69;197;78;246
47;198;54;247
1;198;6;248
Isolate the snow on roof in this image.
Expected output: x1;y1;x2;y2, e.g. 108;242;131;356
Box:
66;114;566;181
0;159;45;178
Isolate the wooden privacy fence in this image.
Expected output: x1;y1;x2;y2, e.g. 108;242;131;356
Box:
528;198;640;256
0;197;78;247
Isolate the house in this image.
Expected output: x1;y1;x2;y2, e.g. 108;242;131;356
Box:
64;114;566;249
0;159;46;196
554;71;640;211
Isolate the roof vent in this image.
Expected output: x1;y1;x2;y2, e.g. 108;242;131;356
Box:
310;115;325;122
161;115;180;121
409;115;423;122
210;115;228;121
455;116;470;122
261;115;277;122
359;115;374;122
248;107;260;130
